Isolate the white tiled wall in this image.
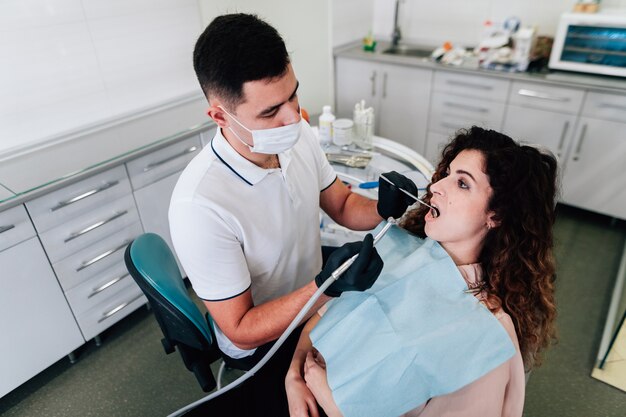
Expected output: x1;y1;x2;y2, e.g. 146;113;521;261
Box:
371;0;626;47
0;0;202;157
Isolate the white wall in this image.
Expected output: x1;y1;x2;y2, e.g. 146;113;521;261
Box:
372;0;626;48
197;0;333;117
332;0;376;47
0;0;202;157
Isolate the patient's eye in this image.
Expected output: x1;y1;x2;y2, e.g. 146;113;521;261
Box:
458;179;469;190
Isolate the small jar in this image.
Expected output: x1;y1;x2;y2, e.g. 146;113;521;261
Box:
332;119;354;146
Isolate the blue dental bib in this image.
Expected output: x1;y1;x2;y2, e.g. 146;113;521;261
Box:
310;222;515;417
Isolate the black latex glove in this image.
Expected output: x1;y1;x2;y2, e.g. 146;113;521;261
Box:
377;171;418;219
315;234;384;297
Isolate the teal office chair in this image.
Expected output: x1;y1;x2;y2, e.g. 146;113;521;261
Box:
124;233;224;392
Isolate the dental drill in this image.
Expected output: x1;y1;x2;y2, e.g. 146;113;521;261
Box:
168;177;436;417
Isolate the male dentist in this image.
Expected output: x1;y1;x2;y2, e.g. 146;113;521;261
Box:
169;13;416;416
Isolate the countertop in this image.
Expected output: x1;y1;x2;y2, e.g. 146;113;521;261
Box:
335;41;626;94
0;94;212;210
0;185;14;202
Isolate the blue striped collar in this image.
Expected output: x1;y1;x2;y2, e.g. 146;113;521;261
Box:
210;128;291;186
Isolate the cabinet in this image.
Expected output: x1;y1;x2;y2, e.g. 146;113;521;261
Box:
335;57;432;153
425;71;510;165
133;172;183;271
26;165;145;343
0;205;84;397
502;81;584;170
502;106;576;161
562;117;626;219
126;134;202;275
0;123;214;398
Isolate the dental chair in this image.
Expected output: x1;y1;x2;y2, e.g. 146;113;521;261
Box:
124;233;224;392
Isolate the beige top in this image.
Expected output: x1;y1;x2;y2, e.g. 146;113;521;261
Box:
401;263;526;417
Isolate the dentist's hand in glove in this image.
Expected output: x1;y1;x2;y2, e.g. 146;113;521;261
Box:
377;170;418;219
315;233;383;297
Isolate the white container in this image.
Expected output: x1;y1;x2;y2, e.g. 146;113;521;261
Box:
318;105;335;146
353;100;375;150
332;119;354;146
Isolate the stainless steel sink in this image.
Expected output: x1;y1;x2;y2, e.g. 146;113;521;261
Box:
382;45;433;58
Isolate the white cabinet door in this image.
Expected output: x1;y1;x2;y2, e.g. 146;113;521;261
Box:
378;64;432;154
562;117;626;219
0;237;84;397
133;171;185;274
502;104;577;162
424;131;450;166
335;58;432;153
335;57;380;120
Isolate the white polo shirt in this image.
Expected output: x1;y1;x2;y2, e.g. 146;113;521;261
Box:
169;121;336;358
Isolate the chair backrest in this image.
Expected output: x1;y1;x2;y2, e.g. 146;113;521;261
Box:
124;233;219;392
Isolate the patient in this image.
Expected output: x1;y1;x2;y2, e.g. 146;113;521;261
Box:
285;126;558;417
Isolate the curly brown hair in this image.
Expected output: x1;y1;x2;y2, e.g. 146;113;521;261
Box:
403;126;558;369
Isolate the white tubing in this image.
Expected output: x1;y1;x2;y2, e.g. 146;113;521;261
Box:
167;219;396;417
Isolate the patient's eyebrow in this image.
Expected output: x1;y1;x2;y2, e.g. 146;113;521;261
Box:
456;169;476;183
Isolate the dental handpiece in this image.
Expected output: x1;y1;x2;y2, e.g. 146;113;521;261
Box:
330;217;396;280
379;173;440;217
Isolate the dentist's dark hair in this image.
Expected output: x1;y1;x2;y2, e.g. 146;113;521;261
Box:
403;126;559;370
193;13;290;110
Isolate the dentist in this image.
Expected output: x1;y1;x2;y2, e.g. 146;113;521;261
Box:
169;13;414;416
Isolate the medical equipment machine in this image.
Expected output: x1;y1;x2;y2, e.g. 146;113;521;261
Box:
167;218;397;417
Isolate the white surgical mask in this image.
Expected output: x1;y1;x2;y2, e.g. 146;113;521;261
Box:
220;106;302;154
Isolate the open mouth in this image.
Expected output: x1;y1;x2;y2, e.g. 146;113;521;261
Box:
430;204;440;218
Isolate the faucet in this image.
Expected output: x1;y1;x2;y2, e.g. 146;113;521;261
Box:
391;0;402;49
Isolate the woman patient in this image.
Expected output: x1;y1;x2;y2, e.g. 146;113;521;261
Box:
285;126;558;417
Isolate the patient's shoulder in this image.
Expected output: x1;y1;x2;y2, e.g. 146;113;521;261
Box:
494;309;520;349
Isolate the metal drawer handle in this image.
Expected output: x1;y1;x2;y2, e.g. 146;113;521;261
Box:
76;239;132;272
65;211;129;243
382;72;388;99
598;102;626;111
557;121;570;158
441;122;462;130
572;124;587;162
0;224;15;234
446;80;493;90
51;181;120;212
88;273;129;298
518;89;571;102
143;146;198;172
443;101;489;113
97;293;144;323
370;70;377;97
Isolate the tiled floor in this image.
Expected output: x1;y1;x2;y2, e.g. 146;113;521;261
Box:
1;204;625;417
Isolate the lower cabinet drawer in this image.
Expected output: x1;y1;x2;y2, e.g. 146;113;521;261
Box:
53;222;143;292
74;283;146;341
428;93;505;135
39;194;140;264
0;205;36;252
65;263;133;316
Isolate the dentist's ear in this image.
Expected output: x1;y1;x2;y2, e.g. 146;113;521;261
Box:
207;104;229;128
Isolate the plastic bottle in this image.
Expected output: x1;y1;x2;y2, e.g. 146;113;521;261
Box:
318;105;335;147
